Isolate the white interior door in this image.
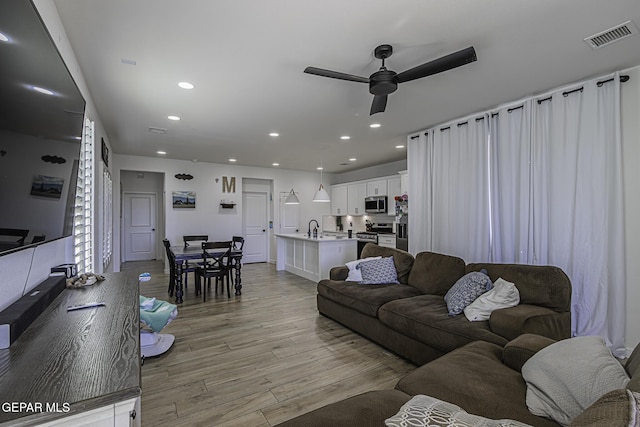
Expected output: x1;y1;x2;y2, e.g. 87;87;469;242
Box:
123;192;157;261
243;192;268;263
279;193;300;234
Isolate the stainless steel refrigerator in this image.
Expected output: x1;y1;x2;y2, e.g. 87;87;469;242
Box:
396;215;408;251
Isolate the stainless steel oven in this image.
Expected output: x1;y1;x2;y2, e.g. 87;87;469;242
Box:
355;232;377;258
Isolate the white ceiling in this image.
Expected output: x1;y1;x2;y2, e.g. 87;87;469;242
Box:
52;0;640;173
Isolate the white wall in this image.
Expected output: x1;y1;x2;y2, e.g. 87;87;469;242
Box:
621;66;640;352
112;154;332;271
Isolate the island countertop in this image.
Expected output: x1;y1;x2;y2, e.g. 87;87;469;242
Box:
275;233;357;282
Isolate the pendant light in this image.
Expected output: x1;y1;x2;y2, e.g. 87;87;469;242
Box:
284;188;300;204
313;153;331;202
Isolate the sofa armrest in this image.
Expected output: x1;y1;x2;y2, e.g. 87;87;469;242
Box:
489;304;570;341
502;334;556;372
330;266;349;281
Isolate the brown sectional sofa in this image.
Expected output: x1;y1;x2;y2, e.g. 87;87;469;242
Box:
316;243;572;365
277;335;640;426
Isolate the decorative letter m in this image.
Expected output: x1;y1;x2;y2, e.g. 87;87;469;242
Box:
222;176;236;193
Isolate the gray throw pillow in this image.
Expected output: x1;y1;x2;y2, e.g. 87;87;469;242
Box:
358;256;399;285
444;271;492;316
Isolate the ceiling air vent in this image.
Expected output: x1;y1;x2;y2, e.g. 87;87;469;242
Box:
148;127;167;134
584;20;638;49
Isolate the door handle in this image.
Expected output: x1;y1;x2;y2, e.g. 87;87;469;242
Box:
262;229;266;232
152;228;155;231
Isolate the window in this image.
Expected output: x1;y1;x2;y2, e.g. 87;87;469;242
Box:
74;118;94;274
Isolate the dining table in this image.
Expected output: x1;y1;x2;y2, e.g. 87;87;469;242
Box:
170;245;243;303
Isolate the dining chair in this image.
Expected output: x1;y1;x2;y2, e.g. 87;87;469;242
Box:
182;235;209;289
228;236;245;289
195;241;232;301
162;239;177;296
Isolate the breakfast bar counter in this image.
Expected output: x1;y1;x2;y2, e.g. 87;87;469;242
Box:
275;233;357;282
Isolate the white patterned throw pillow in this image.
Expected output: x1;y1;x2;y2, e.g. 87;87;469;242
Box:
385;394;532;427
358;256;399;284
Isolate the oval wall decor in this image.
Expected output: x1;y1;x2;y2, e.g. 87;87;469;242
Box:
41;155;66;164
175;173;193;180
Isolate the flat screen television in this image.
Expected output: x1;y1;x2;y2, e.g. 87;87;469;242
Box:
0;0;86;256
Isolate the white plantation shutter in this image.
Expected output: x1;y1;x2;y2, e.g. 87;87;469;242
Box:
74;118;94;274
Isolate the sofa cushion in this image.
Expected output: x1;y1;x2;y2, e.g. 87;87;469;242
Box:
444;271;493;316
317;279;422;318
502;334;557;373
378;295;508;353
490;304;571;341
396;340;560;426
358;256;399;284
569;388;640;427
275;389;411;427
385;394;532;427
522;336;630;426
361;243;414;284
407;251;466;295
466;263;571;312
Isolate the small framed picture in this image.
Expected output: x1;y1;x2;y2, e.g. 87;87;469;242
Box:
172;191;196;209
101;138;109;167
30;175;64;199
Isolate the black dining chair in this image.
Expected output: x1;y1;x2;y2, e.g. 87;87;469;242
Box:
195;241;232;301
228;235;245;289
182;235;209;289
163;239;177;296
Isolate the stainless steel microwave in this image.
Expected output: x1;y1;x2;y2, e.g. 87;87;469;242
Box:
364;196;387;214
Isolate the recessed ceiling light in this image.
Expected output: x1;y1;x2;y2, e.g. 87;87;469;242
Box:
167;115;180;121
369;123;381;128
157;151;167;155
317;166;323;170
229;158;237;162
0;33;9;43
272;163;280;166
178;81;194;89
32;86;53;96
269;132;279;137
349;158;357;162
340;136;350;140
395;145;405;149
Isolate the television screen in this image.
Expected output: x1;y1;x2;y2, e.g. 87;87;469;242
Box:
0;0;86;255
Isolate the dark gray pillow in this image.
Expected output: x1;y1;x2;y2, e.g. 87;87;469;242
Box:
444;271;492;315
358;256;399;285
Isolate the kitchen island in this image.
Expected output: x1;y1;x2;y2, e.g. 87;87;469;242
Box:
275;233;357;282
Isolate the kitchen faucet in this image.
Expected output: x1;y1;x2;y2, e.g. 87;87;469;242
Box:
308;219;320;238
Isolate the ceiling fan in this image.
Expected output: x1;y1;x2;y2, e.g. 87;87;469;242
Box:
304;45;477;115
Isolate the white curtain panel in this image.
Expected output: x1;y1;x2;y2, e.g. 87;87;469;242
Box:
430;116;491;262
407;131;431;254
530;73;625;356
489;101;534;263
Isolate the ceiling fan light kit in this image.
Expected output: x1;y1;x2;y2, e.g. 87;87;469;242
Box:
304;44;477;115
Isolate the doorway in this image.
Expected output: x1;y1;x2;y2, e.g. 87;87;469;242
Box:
242;191;268;263
123;192;157;261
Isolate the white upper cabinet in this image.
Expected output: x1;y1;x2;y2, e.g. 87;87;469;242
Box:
366;180;387;196
331;184;348;216
386;177;401;215
347;182;367;215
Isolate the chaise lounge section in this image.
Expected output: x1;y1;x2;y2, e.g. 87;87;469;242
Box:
316;243;572;365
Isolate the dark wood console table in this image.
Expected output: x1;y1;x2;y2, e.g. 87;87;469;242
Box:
0;273;141;426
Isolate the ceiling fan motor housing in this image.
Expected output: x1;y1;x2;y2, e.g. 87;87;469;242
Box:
369;69;398;95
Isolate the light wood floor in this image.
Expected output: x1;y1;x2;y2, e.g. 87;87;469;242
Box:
122;260;415;427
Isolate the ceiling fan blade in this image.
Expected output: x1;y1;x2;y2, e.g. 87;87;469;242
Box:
396;46;477;83
370;94;387;115
304;67;369;83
